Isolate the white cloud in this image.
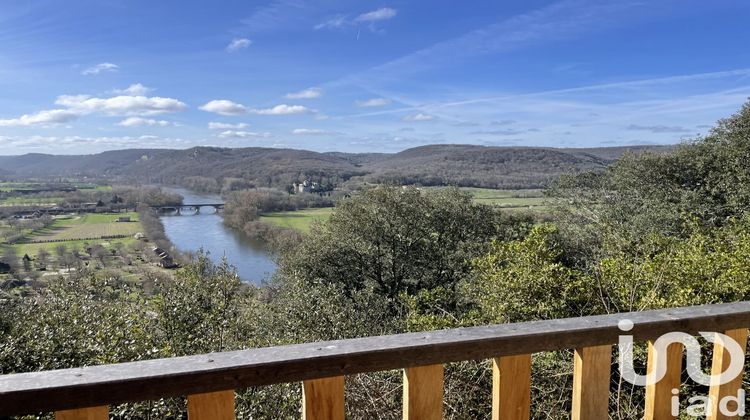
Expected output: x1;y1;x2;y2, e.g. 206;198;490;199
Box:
240;0;308;33
491;119;517;126
285;87;323;99
0;109;79;127
199;100;249;116
56;95;187;116
356;98;391;107
117;117;172;127
355;7;397;23
208;122;250;129
112;83;152;96
470;129;524;136
626;124;692;133
217;130;271;138
0;135;192;152
402;113;434;122
315;7;397;30
201;101;310;117
81;62;119;75
314;15;349;30
226;38;252;52
0;90;186;127
250;104;311;115
291;128;337;135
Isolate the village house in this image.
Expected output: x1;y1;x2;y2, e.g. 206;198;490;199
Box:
152;247;178;269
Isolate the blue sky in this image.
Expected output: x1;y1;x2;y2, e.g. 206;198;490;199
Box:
1;0;750;154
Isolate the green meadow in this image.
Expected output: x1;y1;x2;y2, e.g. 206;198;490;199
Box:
0;196;63;206
0;182;39;192
457;187;546;207
4;212;142;256
259;208;334;233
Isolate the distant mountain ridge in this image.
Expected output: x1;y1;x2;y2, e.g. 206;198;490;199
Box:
0;144;674;190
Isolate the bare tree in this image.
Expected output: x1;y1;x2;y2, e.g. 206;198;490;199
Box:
91;245;108;267
36;248;50;270
54;244;67;269
1;248;19;273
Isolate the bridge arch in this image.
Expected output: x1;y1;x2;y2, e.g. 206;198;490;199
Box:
152;203;224;215
179;206;199;216
197;205;218;214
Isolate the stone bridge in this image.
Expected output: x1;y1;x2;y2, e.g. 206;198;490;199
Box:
152;203;225;215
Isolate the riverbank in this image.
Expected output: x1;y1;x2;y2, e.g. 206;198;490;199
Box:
137;204;181;258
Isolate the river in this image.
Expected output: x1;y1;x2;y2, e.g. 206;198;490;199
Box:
159;187;277;285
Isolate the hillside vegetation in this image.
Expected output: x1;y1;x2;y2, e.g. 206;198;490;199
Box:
0;144;672;191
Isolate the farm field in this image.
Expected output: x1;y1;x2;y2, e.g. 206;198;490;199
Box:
74;183;112;191
0;185;177;284
0;196;63;206
260;207;333;233
28;213;142;241
6;212;142;256
0;182;111;206
8;237;138;258
425;187;547;208
0;182;111;191
0;182;39;192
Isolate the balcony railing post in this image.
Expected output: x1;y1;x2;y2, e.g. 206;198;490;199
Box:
571;345;612;420
492;354;532;420
302;376;345;420
644;341;683;420
403;364;443;420
707;328;748;420
187;389;235;420
54;406;108;420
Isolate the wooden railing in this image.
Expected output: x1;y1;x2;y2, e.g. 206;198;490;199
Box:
0;302;748;419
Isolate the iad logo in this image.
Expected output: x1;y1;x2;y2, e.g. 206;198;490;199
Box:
617;319;745;387
617;319;746;417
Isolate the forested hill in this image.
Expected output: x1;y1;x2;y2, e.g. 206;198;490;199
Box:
0;144;673;190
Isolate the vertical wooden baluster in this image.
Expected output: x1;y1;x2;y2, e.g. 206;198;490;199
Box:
303;376;345;420
492;354;532;420
187;389;235;420
571;345;612;420
55;406;109;420
403;364;444;420
707;328;748;420
644;341;683;420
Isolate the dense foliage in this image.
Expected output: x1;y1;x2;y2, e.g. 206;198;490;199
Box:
280;187;508;300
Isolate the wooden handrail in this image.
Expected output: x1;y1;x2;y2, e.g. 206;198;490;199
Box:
0;301;749;417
